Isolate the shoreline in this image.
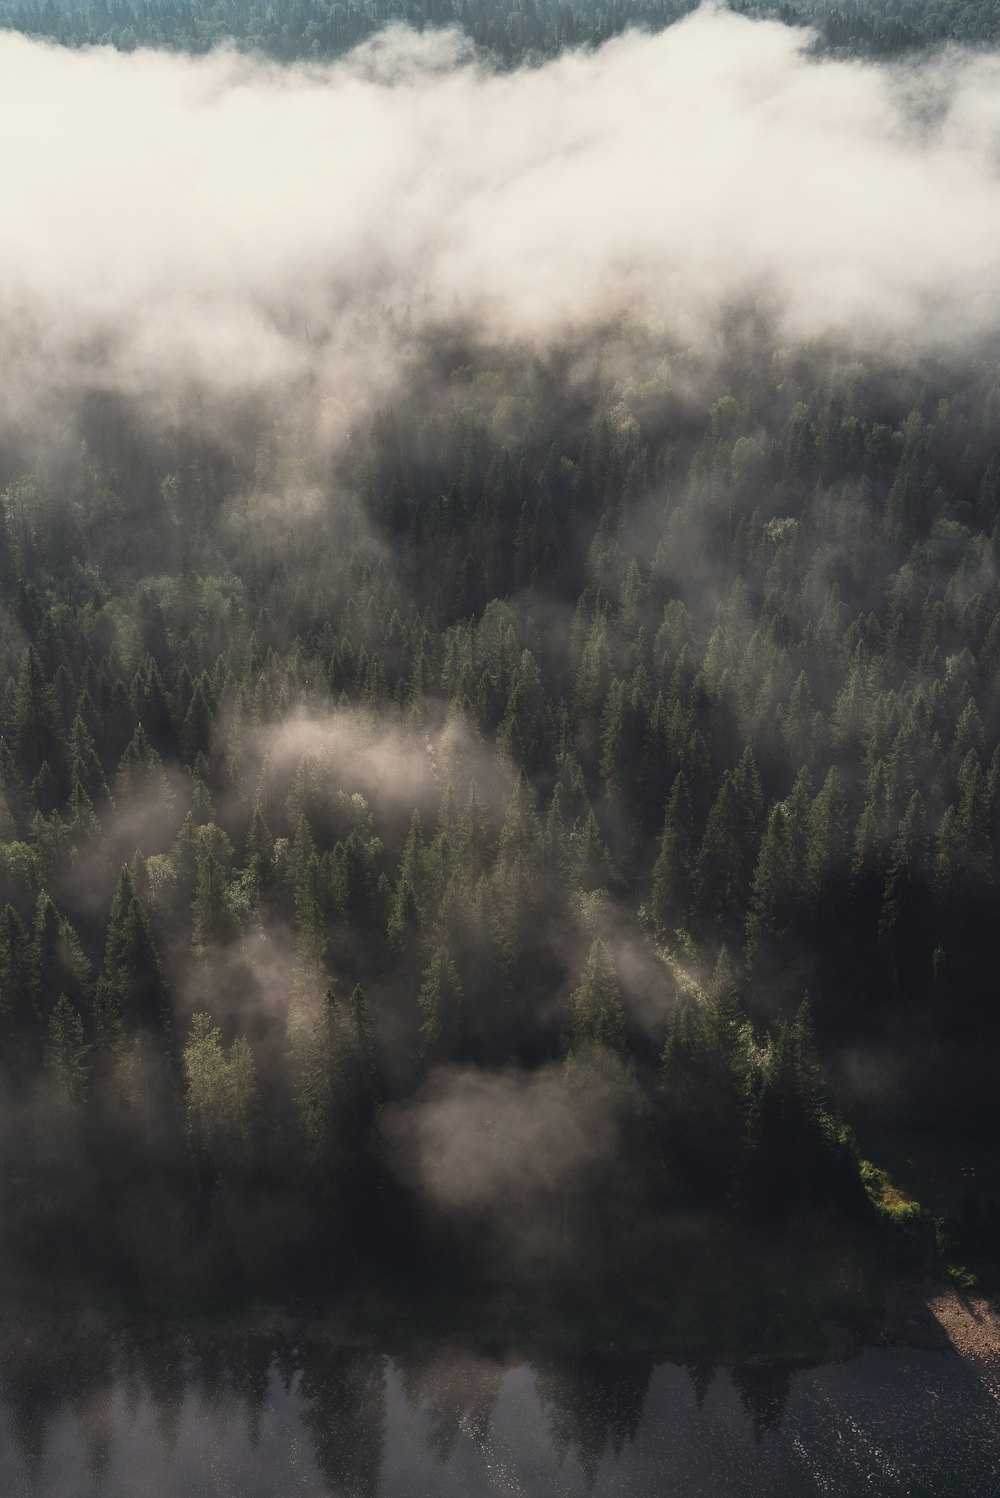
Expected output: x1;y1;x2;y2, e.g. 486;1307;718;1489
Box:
3;1269;1000;1369
877;1282;1000;1363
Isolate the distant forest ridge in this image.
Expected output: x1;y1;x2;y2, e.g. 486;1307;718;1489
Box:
0;0;997;64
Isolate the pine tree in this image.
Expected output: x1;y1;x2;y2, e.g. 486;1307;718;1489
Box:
225;1035;259;1168
418;945;465;1060
45;994;89;1105
598;677;628;800
497;649;548;771
192;848;241;952
29;760;58;815
956;749;992;883
116;723;168;801
455;782;492;882
650;773;694;934
694;749;764;928
340;831;381;933
397;809;429;916
245;804;275;893
571;807;614;893
11;645;62;780
0;904;35;1034
31;892;90;1018
131;658;176;756
745;768;812;961
183;1014;258;1174
743;999;855;1214
489;775;545;999
567;940;627;1059
387;874;422;957
806;767;850;900
67;713;109;806
180;676;214;762
496;773;542;872
98;868;168;1042
296;986;378;1189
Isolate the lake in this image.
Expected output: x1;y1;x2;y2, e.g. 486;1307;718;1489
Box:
1;1326;998;1497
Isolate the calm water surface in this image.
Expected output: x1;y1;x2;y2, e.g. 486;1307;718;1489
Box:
0;1327;998;1497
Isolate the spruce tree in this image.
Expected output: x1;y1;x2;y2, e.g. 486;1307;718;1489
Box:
650;773;694;934
45;994;90;1105
418;945;465;1060
566;940;627;1059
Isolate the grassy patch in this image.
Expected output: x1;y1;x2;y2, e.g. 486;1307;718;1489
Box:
860;1160;920;1216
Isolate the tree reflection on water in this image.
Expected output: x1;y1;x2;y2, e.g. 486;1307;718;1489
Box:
0;1323;997;1497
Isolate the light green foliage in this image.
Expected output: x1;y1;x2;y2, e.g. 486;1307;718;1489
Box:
182;1013;259;1172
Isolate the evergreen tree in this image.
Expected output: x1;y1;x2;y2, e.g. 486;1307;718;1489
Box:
183;1013;258;1174
31;892;90;1018
650;773;694;934
0;903;35;1036
67;713;109;806
44;994;89;1105
97;868;168;1042
694;749;764;929
418;945;465;1060
296;985;378;1191
11;646;62;780
192;848;241;952
567;940;627;1059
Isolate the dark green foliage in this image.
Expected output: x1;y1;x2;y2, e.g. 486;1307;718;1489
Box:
11;645;63;783
418;946;465;1060
567;939;627;1059
0;903;35;1035
296;985;378;1193
650;773;694;934
2;307;999;1301
45;993;90;1104
97;869;169;1044
743;1002;862;1217
694;749;763;930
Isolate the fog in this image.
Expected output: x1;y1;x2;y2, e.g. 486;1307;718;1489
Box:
4;7;1000;420
384;1055;634;1269
2;0;998;1345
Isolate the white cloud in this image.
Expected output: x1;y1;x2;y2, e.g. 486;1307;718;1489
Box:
3;9;1000;411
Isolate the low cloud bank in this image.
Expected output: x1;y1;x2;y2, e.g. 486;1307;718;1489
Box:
4;10;1000;420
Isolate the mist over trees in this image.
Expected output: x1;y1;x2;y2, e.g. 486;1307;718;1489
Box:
1;316;998;1303
2;0;999;65
1;3;1000;1318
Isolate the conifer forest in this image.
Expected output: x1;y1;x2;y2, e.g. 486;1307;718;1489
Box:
2;0;1000;1349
